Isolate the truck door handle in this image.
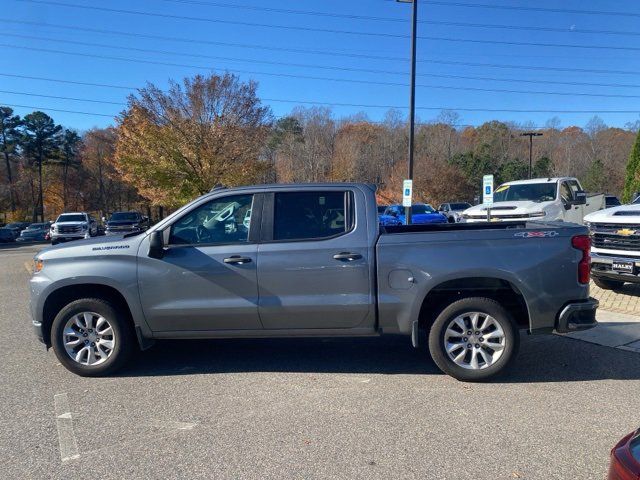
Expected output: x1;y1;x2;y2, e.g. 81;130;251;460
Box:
333;252;362;261
223;256;252;265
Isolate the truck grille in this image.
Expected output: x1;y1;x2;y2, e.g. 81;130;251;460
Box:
58;225;81;233
592;224;640;251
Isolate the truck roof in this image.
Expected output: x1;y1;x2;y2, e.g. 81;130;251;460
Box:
209;182;377;193
501;177;575;186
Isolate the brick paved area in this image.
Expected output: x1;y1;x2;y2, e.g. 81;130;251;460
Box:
591;281;640;315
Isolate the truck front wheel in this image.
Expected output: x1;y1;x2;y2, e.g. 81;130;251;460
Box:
428;297;519;382
592;277;625;291
50;298;134;377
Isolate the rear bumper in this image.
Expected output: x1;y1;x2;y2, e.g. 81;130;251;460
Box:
555;297;599;333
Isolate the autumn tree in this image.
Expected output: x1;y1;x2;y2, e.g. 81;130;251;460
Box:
54;129;82;209
115;73;273;208
0;107;21;212
21;112;62;221
623;129;640;202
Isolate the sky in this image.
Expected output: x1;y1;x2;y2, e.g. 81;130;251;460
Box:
2;0;640;131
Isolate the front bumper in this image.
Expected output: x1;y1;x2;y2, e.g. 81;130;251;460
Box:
105;228;139;236
555;297;599;333
51;232;89;242
591;252;640;284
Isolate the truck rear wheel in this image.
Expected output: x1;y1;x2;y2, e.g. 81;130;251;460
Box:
428;297;519;382
592;277;625;291
50;298;134;377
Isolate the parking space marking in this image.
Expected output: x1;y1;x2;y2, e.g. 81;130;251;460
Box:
54;393;80;463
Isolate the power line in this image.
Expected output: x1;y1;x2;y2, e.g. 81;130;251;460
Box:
7;33;640;97
0;73;134;90
5;43;640;100
2;90;639;114
5;19;640;76
0;90;124;105
422;1;640;19
0;103;115;118
6;71;640;93
13;0;640;52
159;0;640;37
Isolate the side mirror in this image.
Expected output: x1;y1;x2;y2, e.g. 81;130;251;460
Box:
148;230;165;259
573;191;587;206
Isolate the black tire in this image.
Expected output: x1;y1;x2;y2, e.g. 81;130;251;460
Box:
51;240;58;245
50;298;134;376
428;297;519;382
447;216;455;223
592;276;625;291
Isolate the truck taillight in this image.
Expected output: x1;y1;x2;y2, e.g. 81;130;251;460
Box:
572;235;591;284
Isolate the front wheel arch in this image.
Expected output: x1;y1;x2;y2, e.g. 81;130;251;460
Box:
42;284;137;349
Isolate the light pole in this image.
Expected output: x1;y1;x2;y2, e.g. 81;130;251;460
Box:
520;132;543;179
397;0;418;224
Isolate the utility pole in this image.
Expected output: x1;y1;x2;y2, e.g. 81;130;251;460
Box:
397;0;418;224
520;132;543;179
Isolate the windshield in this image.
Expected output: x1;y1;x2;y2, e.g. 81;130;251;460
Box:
57;214;86;223
110;212;139;222
411;204;435;214
493;183;557;203
26;223;45;230
449;203;472;211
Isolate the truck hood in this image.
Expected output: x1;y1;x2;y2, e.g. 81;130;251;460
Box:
464;200;551;216
584;203;640;223
38;233;141;259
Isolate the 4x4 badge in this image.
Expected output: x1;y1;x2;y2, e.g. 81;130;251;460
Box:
514;231;559;238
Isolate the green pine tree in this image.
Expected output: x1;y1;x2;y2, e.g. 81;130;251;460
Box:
623;129;640;202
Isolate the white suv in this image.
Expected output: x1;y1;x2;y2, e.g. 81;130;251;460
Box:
50;212;98;245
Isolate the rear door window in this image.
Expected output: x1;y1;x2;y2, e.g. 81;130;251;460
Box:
273;191;352;241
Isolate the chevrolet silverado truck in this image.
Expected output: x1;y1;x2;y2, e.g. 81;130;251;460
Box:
50;212;98;245
30;183;597;381
463;177;604;224
104;211;150;236
585;202;640;290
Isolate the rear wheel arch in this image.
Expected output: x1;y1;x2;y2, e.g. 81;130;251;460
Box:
42;284;138;349
417;277;530;334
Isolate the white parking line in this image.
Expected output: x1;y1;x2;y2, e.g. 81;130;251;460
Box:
54;393;80;462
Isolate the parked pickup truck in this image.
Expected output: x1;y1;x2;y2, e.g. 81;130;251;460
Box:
30;183;597;381
585;202;640;290
50;212;98;245
104;211;150;236
462;177;604;224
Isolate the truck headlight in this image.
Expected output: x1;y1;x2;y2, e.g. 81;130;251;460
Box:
33;258;44;274
81;224;88;230
529;211;546;218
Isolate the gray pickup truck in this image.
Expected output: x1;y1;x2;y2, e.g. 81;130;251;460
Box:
30;183;597;381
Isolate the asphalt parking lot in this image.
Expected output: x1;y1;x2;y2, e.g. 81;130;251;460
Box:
2;243;640;480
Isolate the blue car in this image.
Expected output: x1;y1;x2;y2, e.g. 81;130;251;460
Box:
379;204;448;225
